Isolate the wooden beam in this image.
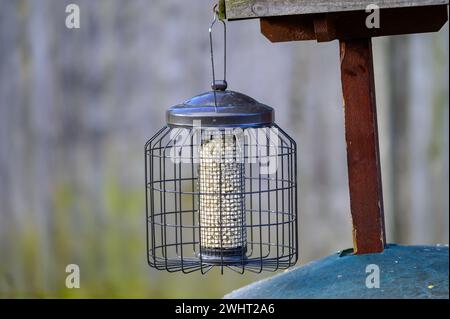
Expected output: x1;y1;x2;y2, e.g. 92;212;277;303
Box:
340;38;386;254
225;0;449;20
260;5;448;42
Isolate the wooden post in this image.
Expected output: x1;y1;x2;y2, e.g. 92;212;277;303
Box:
224;0;449;255
339;38;386;254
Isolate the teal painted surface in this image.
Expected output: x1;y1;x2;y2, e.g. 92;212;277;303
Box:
225;245;449;299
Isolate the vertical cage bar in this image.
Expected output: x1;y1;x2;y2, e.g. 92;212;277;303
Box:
257;129;263;272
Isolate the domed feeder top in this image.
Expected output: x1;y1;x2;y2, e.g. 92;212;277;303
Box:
166;89;274;128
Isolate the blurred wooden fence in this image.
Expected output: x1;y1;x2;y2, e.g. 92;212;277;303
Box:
0;0;448;297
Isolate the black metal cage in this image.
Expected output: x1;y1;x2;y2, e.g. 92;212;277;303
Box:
145;90;298;274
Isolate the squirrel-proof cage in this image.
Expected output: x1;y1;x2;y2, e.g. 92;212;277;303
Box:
145;89;298;274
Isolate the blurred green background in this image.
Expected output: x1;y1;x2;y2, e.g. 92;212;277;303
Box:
0;0;448;298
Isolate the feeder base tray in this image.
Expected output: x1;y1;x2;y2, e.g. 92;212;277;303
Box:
199;247;247;265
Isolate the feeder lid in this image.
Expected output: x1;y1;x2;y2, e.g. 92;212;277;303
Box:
166;89;274;128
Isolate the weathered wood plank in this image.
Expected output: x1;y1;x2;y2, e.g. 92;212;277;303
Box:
260;5;448;42
340;38;386;254
225;0;449;20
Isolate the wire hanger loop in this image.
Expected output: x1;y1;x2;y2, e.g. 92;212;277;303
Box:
209;3;227;110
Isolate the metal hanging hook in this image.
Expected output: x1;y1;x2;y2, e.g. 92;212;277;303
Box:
209;3;227;111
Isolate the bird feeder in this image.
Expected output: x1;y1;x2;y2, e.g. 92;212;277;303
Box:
145;10;298;274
